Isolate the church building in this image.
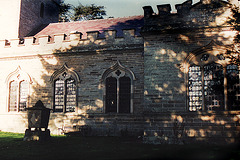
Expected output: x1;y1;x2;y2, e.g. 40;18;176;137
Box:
0;0;239;144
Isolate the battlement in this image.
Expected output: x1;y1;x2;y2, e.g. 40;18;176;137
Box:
142;0;232;33
0;28;143;58
143;0;193;18
143;0;232;17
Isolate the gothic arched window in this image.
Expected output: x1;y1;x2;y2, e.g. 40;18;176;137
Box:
6;67;32;112
185;41;240;111
188;63;226;111
50;64;80;113
102;61;135;113
54;74;76;112
227;64;240;110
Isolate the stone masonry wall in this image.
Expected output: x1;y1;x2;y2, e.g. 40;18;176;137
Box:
142;0;236;113
19;0;59;37
0;28;144;134
144;33;187;113
141;0;240;144
0;49;144;134
143;27;234;113
143;111;240;144
0;0;239;145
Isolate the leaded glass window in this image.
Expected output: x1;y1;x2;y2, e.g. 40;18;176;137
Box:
105;70;132;113
53;72;77;113
119;76;131;113
204;63;224;111
188;63;240;111
9;81;18;112
188;66;202;111
227;65;240;110
6;67;31;112
66;78;76;112
19;81;29;111
102;62;135;114
106;77;117;113
9;80;29;112
54;79;65;112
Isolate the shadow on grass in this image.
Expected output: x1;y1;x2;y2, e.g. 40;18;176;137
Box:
0;132;239;160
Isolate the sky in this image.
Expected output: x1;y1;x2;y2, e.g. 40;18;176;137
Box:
64;0;201;18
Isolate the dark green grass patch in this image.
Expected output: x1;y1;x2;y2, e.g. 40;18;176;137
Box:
0;132;239;160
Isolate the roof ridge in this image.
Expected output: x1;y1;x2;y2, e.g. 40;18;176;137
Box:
34;15;144;38
51;15;144;25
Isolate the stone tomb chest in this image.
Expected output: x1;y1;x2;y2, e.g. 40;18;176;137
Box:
23;100;51;141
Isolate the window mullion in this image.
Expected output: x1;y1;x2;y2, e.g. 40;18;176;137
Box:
64;80;67;113
223;66;228;111
130;83;133;113
117;78;119;113
17;81;20;112
201;66;205;111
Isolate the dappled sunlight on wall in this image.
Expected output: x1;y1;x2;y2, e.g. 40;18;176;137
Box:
143;111;240;144
144;37;189;112
15;20;145;135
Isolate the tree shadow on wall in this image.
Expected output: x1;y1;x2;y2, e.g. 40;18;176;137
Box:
27;16;145;136
23;2;240;146
141;1;240;145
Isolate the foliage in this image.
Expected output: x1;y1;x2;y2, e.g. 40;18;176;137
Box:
58;1;106;22
58;0;72;22
72;4;106;21
226;3;240;64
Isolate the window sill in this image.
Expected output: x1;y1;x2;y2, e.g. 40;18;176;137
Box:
5;111;27;115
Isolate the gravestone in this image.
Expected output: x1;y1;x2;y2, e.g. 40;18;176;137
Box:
23;100;51;141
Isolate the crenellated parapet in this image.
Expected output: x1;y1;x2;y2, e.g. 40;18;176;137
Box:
0;28;143;58
142;0;232;34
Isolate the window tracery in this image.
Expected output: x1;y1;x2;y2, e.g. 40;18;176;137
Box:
180;41;240;111
50;64;80;113
6;67;32;112
188;62;239;111
102;61;135;113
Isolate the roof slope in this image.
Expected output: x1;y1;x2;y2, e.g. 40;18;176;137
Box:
34;15;144;39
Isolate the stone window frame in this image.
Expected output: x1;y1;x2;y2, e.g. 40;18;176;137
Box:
181;41;240;111
101;61;136;114
6;66;32;112
50;63;80;113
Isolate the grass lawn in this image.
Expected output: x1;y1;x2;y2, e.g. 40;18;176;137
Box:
0;132;239;160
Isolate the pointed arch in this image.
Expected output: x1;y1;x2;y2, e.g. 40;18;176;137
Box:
50;64;80;113
101;61;136;114
6;66;32;112
6;66;32;84
50;63;80;84
185;40;229;66
101;61;136;82
177;40;230;73
181;41;240;111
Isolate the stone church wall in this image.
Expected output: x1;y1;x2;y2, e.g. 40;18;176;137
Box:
0;29;145;136
0;0;239;144
141;0;240;144
142;0;234;113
